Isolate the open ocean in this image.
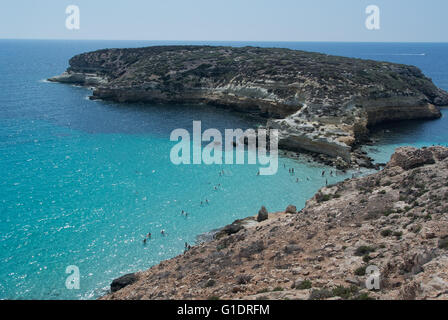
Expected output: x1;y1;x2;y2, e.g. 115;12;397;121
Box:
0;40;447;299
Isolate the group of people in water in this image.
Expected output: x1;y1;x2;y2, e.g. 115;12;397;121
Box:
282;162;342;187
142;229;166;244
143;169;227;245
142;164;344;246
142;232;151;244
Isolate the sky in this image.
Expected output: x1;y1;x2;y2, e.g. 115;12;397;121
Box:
0;0;447;42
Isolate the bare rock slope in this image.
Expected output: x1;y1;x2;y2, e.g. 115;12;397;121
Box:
49;46;448;165
102;146;448;300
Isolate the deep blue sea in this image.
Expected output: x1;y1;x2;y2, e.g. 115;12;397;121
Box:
0;40;447;299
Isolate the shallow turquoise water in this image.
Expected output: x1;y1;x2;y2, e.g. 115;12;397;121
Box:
0;40;447;299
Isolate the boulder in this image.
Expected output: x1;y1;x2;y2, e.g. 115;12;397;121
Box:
257;206;269;222
236;274;253;285
284;244;302;254
285;205;297;214
290;278;305;289
387;147;435;170
111;273;138;293
222;222;244;235
334;156;350;170
428;146;448;161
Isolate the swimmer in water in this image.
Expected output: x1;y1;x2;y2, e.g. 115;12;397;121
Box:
161;229;165;235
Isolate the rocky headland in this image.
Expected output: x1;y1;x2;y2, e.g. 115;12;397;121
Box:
49;46;448;168
102;146;448;300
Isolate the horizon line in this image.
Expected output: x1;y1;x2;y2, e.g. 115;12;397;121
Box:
1;38;448;44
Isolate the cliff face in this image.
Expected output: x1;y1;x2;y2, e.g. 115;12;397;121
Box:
102;147;448;300
49;46;448;164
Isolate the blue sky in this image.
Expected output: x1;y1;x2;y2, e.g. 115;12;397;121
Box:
1;0;447;42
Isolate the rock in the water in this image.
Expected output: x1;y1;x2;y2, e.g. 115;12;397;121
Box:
111;273;138;293
257;206;269;222
285;205;297;214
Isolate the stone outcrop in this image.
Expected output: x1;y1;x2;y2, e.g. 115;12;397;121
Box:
387;146;442;170
110;273;139;293
49;46;448;165
102;147;448;300
257;206;269;222
285;205;297;214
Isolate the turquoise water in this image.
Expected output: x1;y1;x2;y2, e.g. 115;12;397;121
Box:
0;40;447;299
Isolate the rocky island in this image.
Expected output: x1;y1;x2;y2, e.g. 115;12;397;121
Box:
102;146;448;300
49;45;448;168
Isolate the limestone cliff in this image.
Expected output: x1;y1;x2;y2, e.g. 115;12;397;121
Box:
49;46;448;164
101;146;448;300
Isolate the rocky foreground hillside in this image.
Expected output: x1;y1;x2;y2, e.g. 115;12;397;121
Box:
49;46;448;166
102;146;448;300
